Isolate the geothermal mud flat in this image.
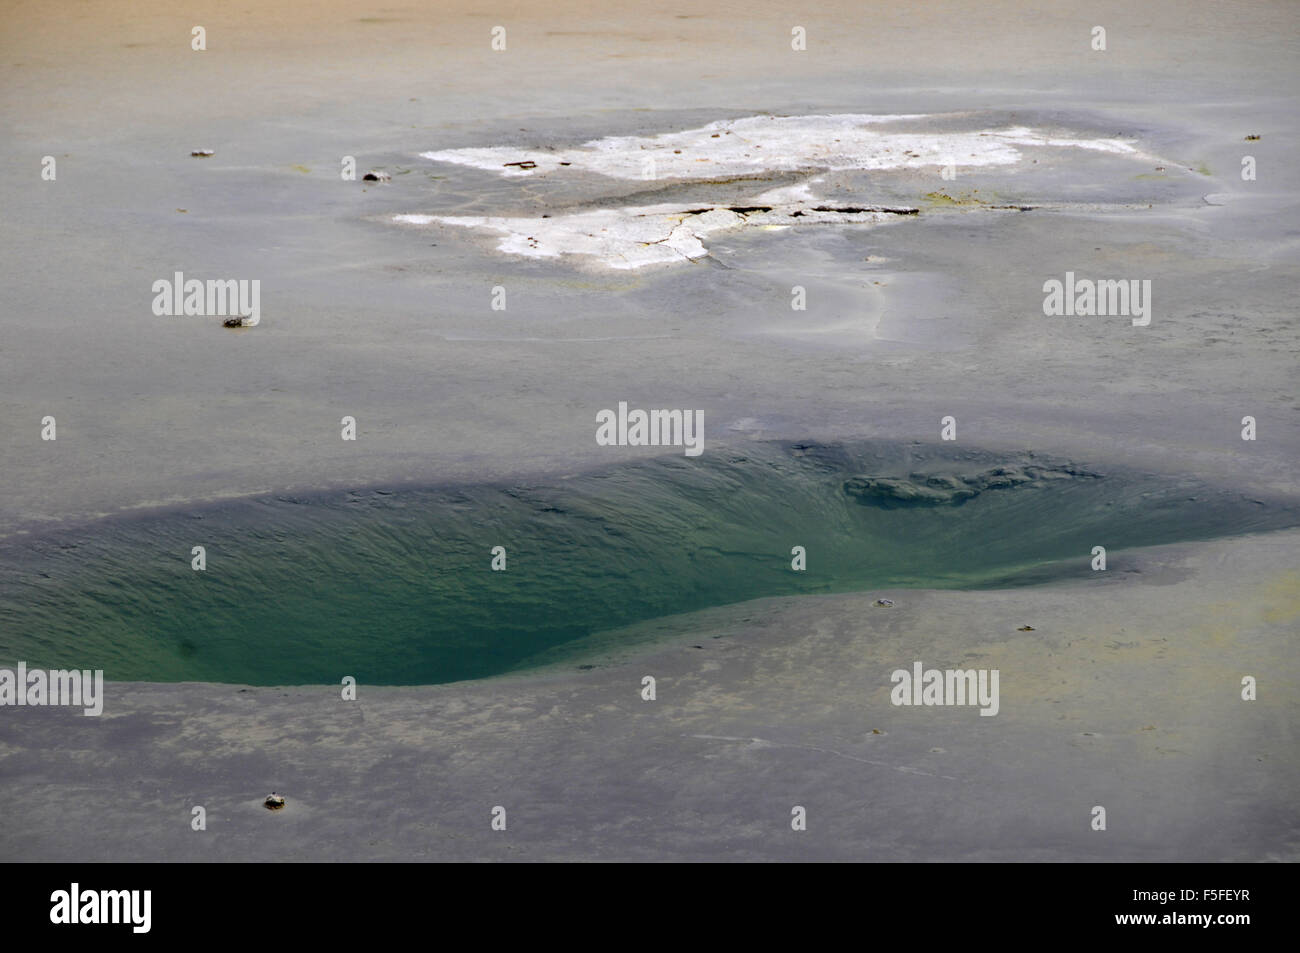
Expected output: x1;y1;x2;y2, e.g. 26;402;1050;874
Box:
1;0;1298;861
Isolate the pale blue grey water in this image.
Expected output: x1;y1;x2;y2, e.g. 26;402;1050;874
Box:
2;98;1297;534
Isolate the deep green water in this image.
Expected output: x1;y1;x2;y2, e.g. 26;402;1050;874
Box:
1;441;1295;685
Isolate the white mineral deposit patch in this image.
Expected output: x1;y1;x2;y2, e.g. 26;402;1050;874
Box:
394;202;909;269
400;114;1164;268
420;114;1144;181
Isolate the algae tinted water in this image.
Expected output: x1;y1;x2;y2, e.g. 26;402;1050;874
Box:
0;441;1294;686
